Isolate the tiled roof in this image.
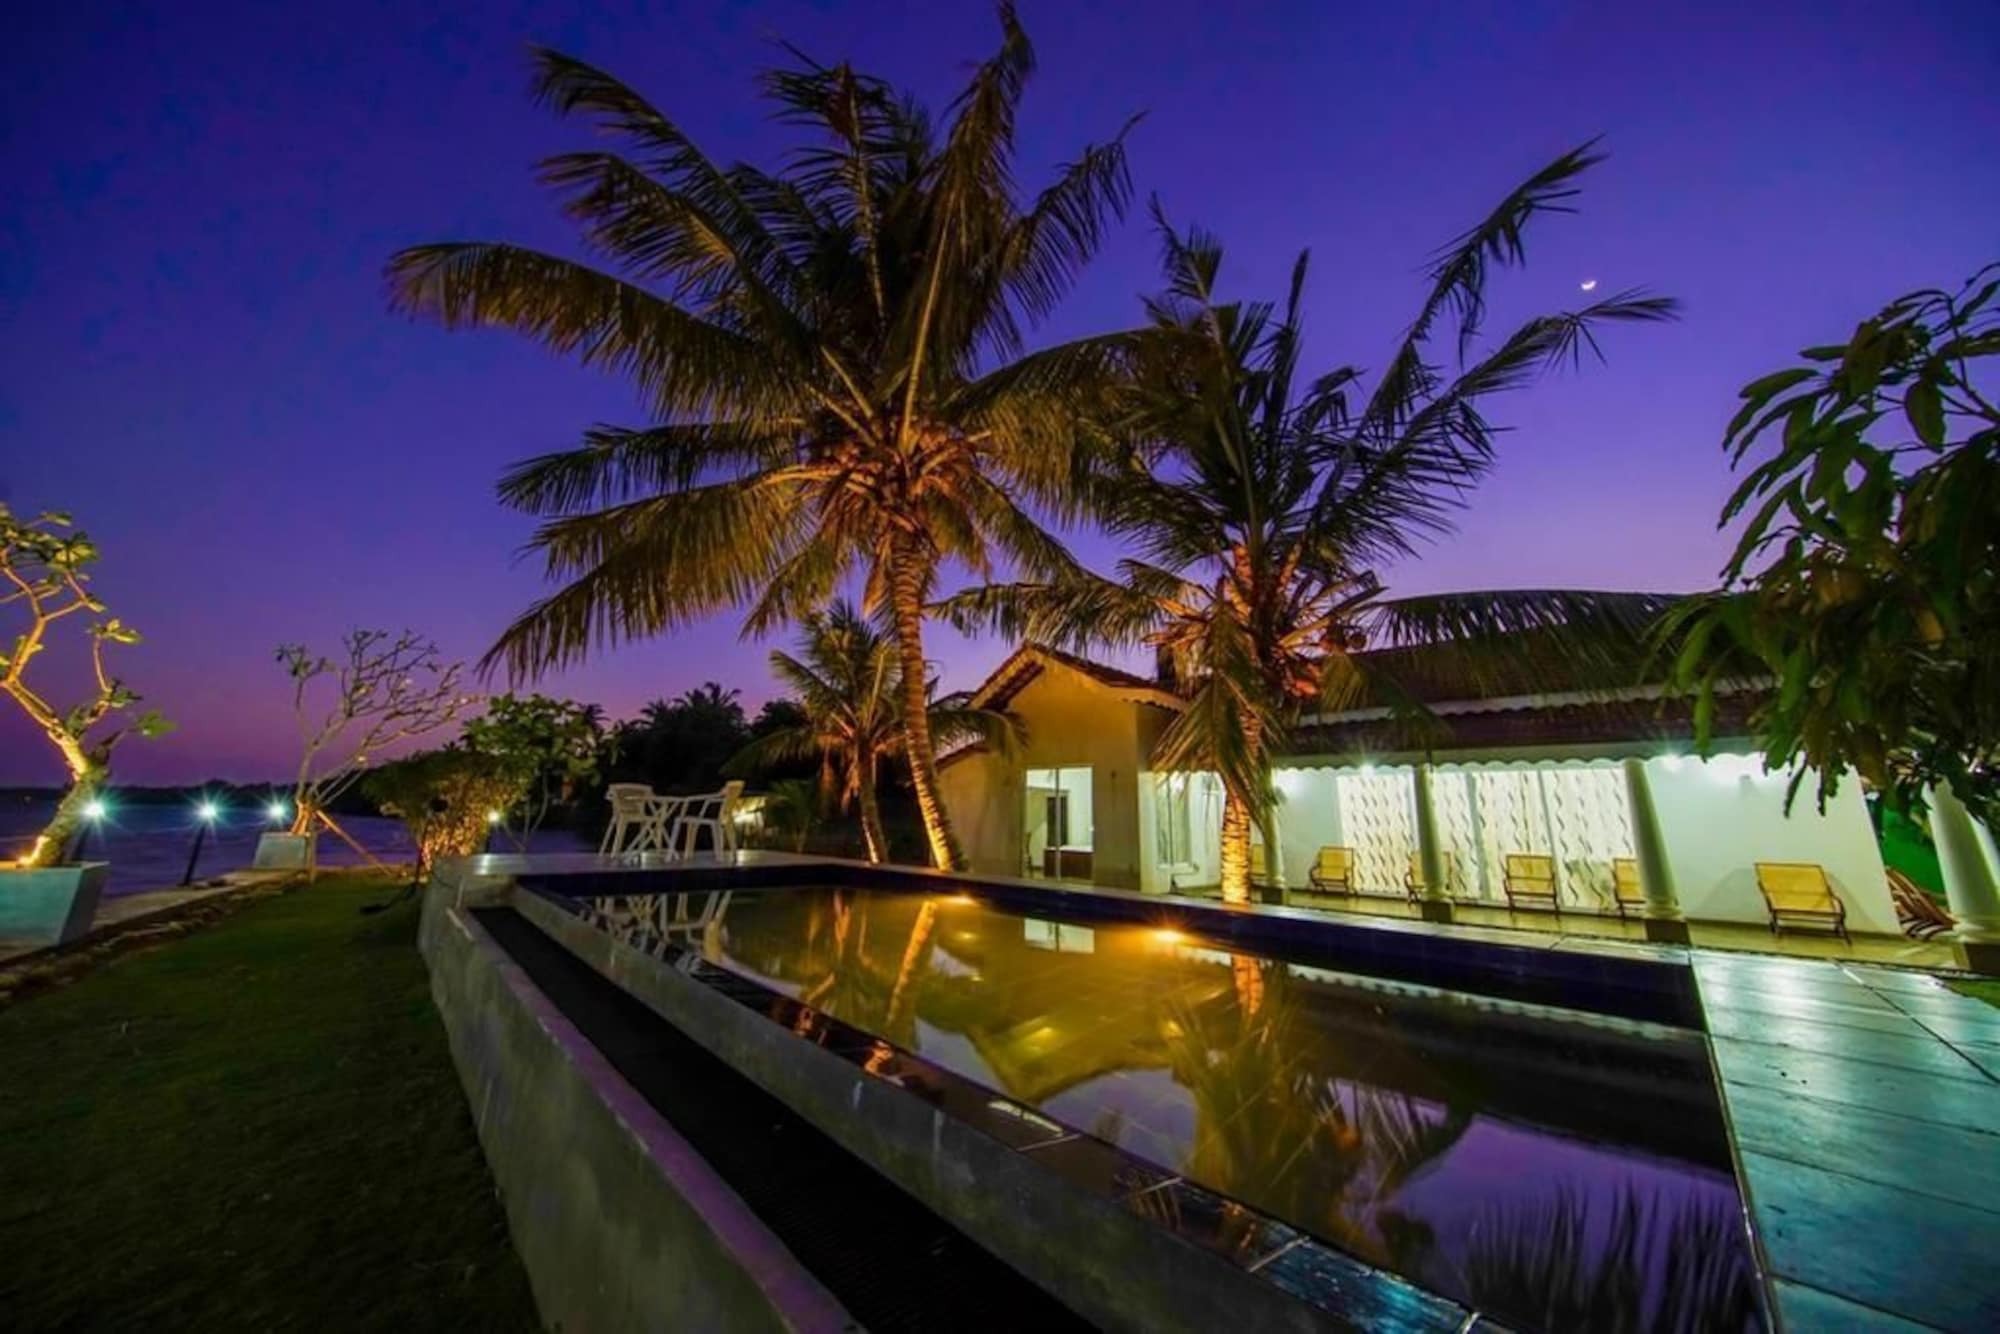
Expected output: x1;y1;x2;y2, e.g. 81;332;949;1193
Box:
970;644;1183;711
955;630;1758;762
1287;691;1762;760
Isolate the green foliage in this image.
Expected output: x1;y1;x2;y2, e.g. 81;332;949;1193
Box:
760;777;823;853
460;692;601;840
388;7;1145;869
360;749;524;872
1;505;169;865
0;875;537;1328
1668;265;1999;824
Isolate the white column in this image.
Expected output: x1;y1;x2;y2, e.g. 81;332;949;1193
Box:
1411;764;1452;922
1623;756;1690;944
1932;784;2000;969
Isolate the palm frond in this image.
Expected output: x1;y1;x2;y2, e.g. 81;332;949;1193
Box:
497;421;794;515
723;725;821;777
995;114;1141;323
529;47;797;297
482;475;810;680
385;243;793;420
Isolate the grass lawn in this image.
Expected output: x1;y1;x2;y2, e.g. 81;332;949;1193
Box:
1951;978;2000;1010
0;873;537;1332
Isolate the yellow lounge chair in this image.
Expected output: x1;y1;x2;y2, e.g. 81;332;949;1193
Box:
1307;846;1356;895
1502;853;1560;915
1612;857;1646;919
1755;862;1850;942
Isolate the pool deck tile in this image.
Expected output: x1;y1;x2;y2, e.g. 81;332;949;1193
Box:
1719;1081;2000;1213
1699;956;2000;1332
1768;1280;1939;1332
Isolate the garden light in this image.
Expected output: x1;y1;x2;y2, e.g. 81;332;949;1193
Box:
486;810;504;825
83;798;107;821
181;801;219;886
267;800;288;823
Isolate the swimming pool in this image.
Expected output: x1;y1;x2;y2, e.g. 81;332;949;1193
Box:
569;883;1766;1332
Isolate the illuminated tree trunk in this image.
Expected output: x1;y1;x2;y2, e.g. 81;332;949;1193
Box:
1230;952;1266;1016
1216;713;1267;905
1219;787;1253;904
856;755;888;864
22;749;105;868
887;553;965;871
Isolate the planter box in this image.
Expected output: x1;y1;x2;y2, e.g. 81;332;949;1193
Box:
252;832;316;870
0;862;110;946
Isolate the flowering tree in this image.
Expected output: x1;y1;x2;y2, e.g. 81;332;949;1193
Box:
278;630;473;840
1;506;170;867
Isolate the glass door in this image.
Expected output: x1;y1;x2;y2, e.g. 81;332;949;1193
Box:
1024;766;1093;881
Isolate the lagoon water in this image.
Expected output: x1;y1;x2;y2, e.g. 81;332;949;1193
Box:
0;795;584;897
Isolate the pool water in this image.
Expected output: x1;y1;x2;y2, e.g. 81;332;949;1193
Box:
576;886;1765;1332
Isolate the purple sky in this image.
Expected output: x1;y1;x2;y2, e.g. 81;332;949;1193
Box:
3;1;1995;785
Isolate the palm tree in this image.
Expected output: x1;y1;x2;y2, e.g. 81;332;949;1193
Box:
387;7;1143;869
946;150;1679;901
727;600;1015;862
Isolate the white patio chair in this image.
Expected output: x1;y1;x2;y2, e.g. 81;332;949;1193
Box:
600;783;674;855
673;780;746;859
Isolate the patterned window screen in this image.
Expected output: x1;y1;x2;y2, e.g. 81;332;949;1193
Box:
1461;765;1635;908
1332;770;1417;894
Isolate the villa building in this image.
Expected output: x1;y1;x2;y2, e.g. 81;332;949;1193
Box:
935;643;1968;947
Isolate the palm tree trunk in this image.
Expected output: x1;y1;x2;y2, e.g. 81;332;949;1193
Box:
1219;787;1253;904
856;755;888;864
887;554;965;871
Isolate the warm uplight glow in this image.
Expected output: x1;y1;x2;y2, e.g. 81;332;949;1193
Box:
82;799;107;821
267;801;289;822
940;893;978;906
197;801;221;822
1150;927;1187;945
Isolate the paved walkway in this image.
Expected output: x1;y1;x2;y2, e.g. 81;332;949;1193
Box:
1693;953;1999;1330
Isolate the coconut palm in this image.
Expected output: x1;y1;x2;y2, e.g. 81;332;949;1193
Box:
727;600;1015;862
387;7;1142;869
945;151;1679;901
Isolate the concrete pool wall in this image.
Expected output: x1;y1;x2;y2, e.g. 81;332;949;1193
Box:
418;871;854;1334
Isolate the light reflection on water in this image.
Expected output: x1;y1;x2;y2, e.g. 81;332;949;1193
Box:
580;887;1765;1332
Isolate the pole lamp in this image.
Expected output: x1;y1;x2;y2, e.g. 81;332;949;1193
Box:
181;799;221;886
484;809;504;853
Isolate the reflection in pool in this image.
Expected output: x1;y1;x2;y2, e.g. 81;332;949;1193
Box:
576;887;1764;1332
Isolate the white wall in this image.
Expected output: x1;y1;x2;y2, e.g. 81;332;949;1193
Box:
1646;754;1897;934
1273;768;1342;888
